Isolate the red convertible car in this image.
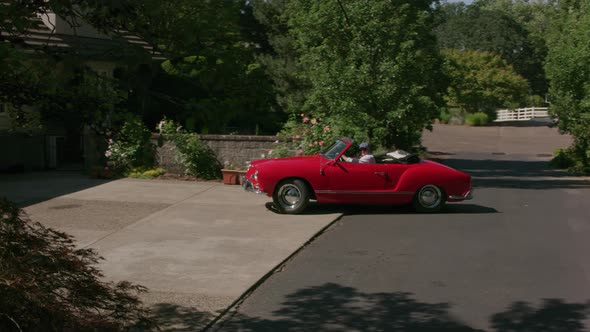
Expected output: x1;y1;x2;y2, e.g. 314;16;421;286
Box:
243;138;472;214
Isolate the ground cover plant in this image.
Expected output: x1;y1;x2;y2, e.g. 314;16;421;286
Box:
0;198;155;332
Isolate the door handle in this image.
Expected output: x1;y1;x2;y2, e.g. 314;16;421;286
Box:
374;172;390;181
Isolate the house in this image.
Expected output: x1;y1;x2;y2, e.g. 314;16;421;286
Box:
0;10;163;171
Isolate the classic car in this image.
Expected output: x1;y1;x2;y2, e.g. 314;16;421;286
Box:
243;138;472;214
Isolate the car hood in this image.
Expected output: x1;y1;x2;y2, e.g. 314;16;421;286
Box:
250;155;322;167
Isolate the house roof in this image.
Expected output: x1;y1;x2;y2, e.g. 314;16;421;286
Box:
1;13;166;61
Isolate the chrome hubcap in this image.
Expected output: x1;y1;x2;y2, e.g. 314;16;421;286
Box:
279;184;301;207
419;186;441;208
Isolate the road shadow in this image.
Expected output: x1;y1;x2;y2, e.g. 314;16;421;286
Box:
488;119;555;127
149;303;216;332
0;171;112;207
438;159;569;178
491;299;590;332
436;159;590;190
215;283;589;332
473;178;590;190
265;202;498;215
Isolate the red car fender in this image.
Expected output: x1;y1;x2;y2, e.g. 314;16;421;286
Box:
395;161;471;199
252;156;328;197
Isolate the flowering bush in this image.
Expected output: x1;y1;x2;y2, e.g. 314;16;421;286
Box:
158;118;220;179
105;116;155;174
280;113;336;155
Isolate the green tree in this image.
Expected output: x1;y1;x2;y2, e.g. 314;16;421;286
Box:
287;0;447;150
122;0;281;134
545;0;590;172
435;1;549;97
444;49;529;115
251;0;310;114
0;1;148;134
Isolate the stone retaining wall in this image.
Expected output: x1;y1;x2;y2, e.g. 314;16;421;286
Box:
154;134;290;174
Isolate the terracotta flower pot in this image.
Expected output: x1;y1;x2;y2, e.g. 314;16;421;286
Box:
221;169;239;185
237;170;247;185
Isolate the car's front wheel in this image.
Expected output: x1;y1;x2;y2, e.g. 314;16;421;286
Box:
273;179;309;214
413;184;445;213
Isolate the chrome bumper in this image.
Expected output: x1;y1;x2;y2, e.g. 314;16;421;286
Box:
243;179;265;195
449;190;473;200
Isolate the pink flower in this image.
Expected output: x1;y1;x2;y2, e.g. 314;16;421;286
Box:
303;117;309;123
319;141;325;146
300;113;305;117
295;135;301;139
324;125;330;132
311;118;317;125
296;149;304;156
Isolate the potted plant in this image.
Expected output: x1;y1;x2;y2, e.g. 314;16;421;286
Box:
221;161;243;185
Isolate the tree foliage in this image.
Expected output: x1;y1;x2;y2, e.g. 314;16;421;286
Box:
545;0;590;172
0;198;155;332
444;49;529;115
1;0;280;135
113;0;282;135
286;0;447;150
251;0;310;114
435;0;551;97
0;42;125;134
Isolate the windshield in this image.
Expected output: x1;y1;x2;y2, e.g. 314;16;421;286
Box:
322;139;348;160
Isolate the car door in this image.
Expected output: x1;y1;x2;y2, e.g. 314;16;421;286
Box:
376;163;409;190
373;162;414;204
320;161;389;203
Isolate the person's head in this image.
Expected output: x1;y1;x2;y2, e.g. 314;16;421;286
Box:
359;142;370;155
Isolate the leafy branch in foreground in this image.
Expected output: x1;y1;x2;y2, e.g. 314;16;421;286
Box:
0;198;156;332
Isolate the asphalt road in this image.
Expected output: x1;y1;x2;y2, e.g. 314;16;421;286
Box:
214;126;590;331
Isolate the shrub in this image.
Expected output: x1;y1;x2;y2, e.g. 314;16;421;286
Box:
0;198;155;332
105;115;155;174
439;109;452;124
551;148;590;174
158;118;221;179
465;112;490;126
129;167;166;179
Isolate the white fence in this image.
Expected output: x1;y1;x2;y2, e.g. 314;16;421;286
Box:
495;107;550;122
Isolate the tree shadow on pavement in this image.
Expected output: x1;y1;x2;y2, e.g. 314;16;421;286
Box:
219;283;479;332
150;303;216;332
437;159;590;190
215;283;590;332
0;171;112;207
439;159;570;178
491;299;590;332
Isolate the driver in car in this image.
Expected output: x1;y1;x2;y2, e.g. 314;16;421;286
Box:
344;142;376;164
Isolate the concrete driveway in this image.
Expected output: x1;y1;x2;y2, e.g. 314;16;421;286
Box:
0;174;340;330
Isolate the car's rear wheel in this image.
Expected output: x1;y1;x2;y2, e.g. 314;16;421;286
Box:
413;185;445;213
273;179;309;214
